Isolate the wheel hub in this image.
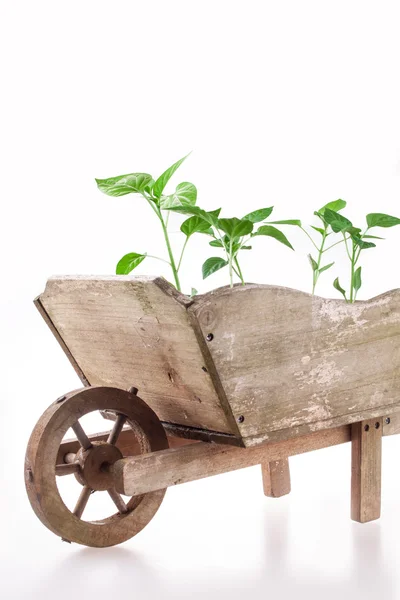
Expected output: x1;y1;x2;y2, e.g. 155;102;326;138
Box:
75;441;123;491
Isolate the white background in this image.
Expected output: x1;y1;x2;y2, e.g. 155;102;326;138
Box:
1;1;400;598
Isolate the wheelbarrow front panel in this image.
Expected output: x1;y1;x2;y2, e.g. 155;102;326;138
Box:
38;276;236;435
192;284;400;447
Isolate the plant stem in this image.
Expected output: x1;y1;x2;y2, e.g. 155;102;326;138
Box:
312;225;328;294
234;256;245;285
323;236;350;253
147;255;171;265
177;237;189;272
301;227;321;252
349;242;357;303
228;238;234;288
158;208;181;291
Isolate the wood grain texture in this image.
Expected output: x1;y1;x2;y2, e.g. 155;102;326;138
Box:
39;276;233;434
113;425;352;496
262;458;291;497
59;408;400;465
192;284;400;446
351;418;383;523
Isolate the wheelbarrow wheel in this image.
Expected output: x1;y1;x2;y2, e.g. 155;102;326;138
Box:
25;386;168;548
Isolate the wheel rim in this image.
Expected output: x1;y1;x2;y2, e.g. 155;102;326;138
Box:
25;386;168;547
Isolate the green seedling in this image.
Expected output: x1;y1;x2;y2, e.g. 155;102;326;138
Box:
96;154;201;292
267;199;348;294
322;210;400;302
163;205;294;287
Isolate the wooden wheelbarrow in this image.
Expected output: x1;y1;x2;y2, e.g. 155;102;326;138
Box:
25;276;400;547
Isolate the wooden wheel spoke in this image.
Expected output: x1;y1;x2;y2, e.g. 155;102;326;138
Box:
55;462;80;476
72;421;92;450
108;488;129;514
107;413;127;445
73;485;92;519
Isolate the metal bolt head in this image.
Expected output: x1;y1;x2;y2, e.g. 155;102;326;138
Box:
237;415;245;423
206;333;214;342
385;417;391;425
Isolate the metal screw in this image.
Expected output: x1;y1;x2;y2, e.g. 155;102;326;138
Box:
56;395;66;404
375;422;380;429
128;386;138;395
237;415;245;423
202;366;208;372
206;333;214;342
61;538;72;544
385;417;391;424
364;424;370;432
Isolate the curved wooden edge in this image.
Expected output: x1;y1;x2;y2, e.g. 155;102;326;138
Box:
192;281;400;306
38;274;400;307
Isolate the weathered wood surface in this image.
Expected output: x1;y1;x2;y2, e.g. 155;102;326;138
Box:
351;418;382;523
59;407;400;466
262;458;291;497
38;277;400;448
191;284;400;446
39;276;234;434
113;425;353;496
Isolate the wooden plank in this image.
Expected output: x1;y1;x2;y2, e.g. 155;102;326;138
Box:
262;458;291;497
191;284;400;446
58;410;400;466
113;425;352;496
39;276;233;434
351;418;383;523
34;297;90;386
57;427;199;463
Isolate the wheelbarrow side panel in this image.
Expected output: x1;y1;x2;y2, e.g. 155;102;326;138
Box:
37;275;238;435
191;284;400;447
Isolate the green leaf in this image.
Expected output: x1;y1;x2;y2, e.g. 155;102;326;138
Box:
166;205;220;227
323;209;353;233
181;215;213;237
190;288;198;297
218;218;254;238
352;236;376;250
243;207;274;223
366;213;400;228
252;225;294;249
319;199;347;214
116;252;146;274
345;226;362;236
308;254;318;271
208;208;222;218
318;262;334;274
160;182;197;209
269;219;302;226
241;245;252;250
354;266;362;292
202;257;229;279
311;226;325;235
96;173;154;197
333;277;347;300
363;234;385;239
153;153;190;198
209;239;224;248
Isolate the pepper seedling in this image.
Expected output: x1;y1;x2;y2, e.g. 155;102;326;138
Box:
96;154;202;293
267;199;348;294
164;205;294;287
322;210;400;302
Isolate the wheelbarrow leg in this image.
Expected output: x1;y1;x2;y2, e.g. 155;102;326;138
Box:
262;457;291;498
351;418;382;523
